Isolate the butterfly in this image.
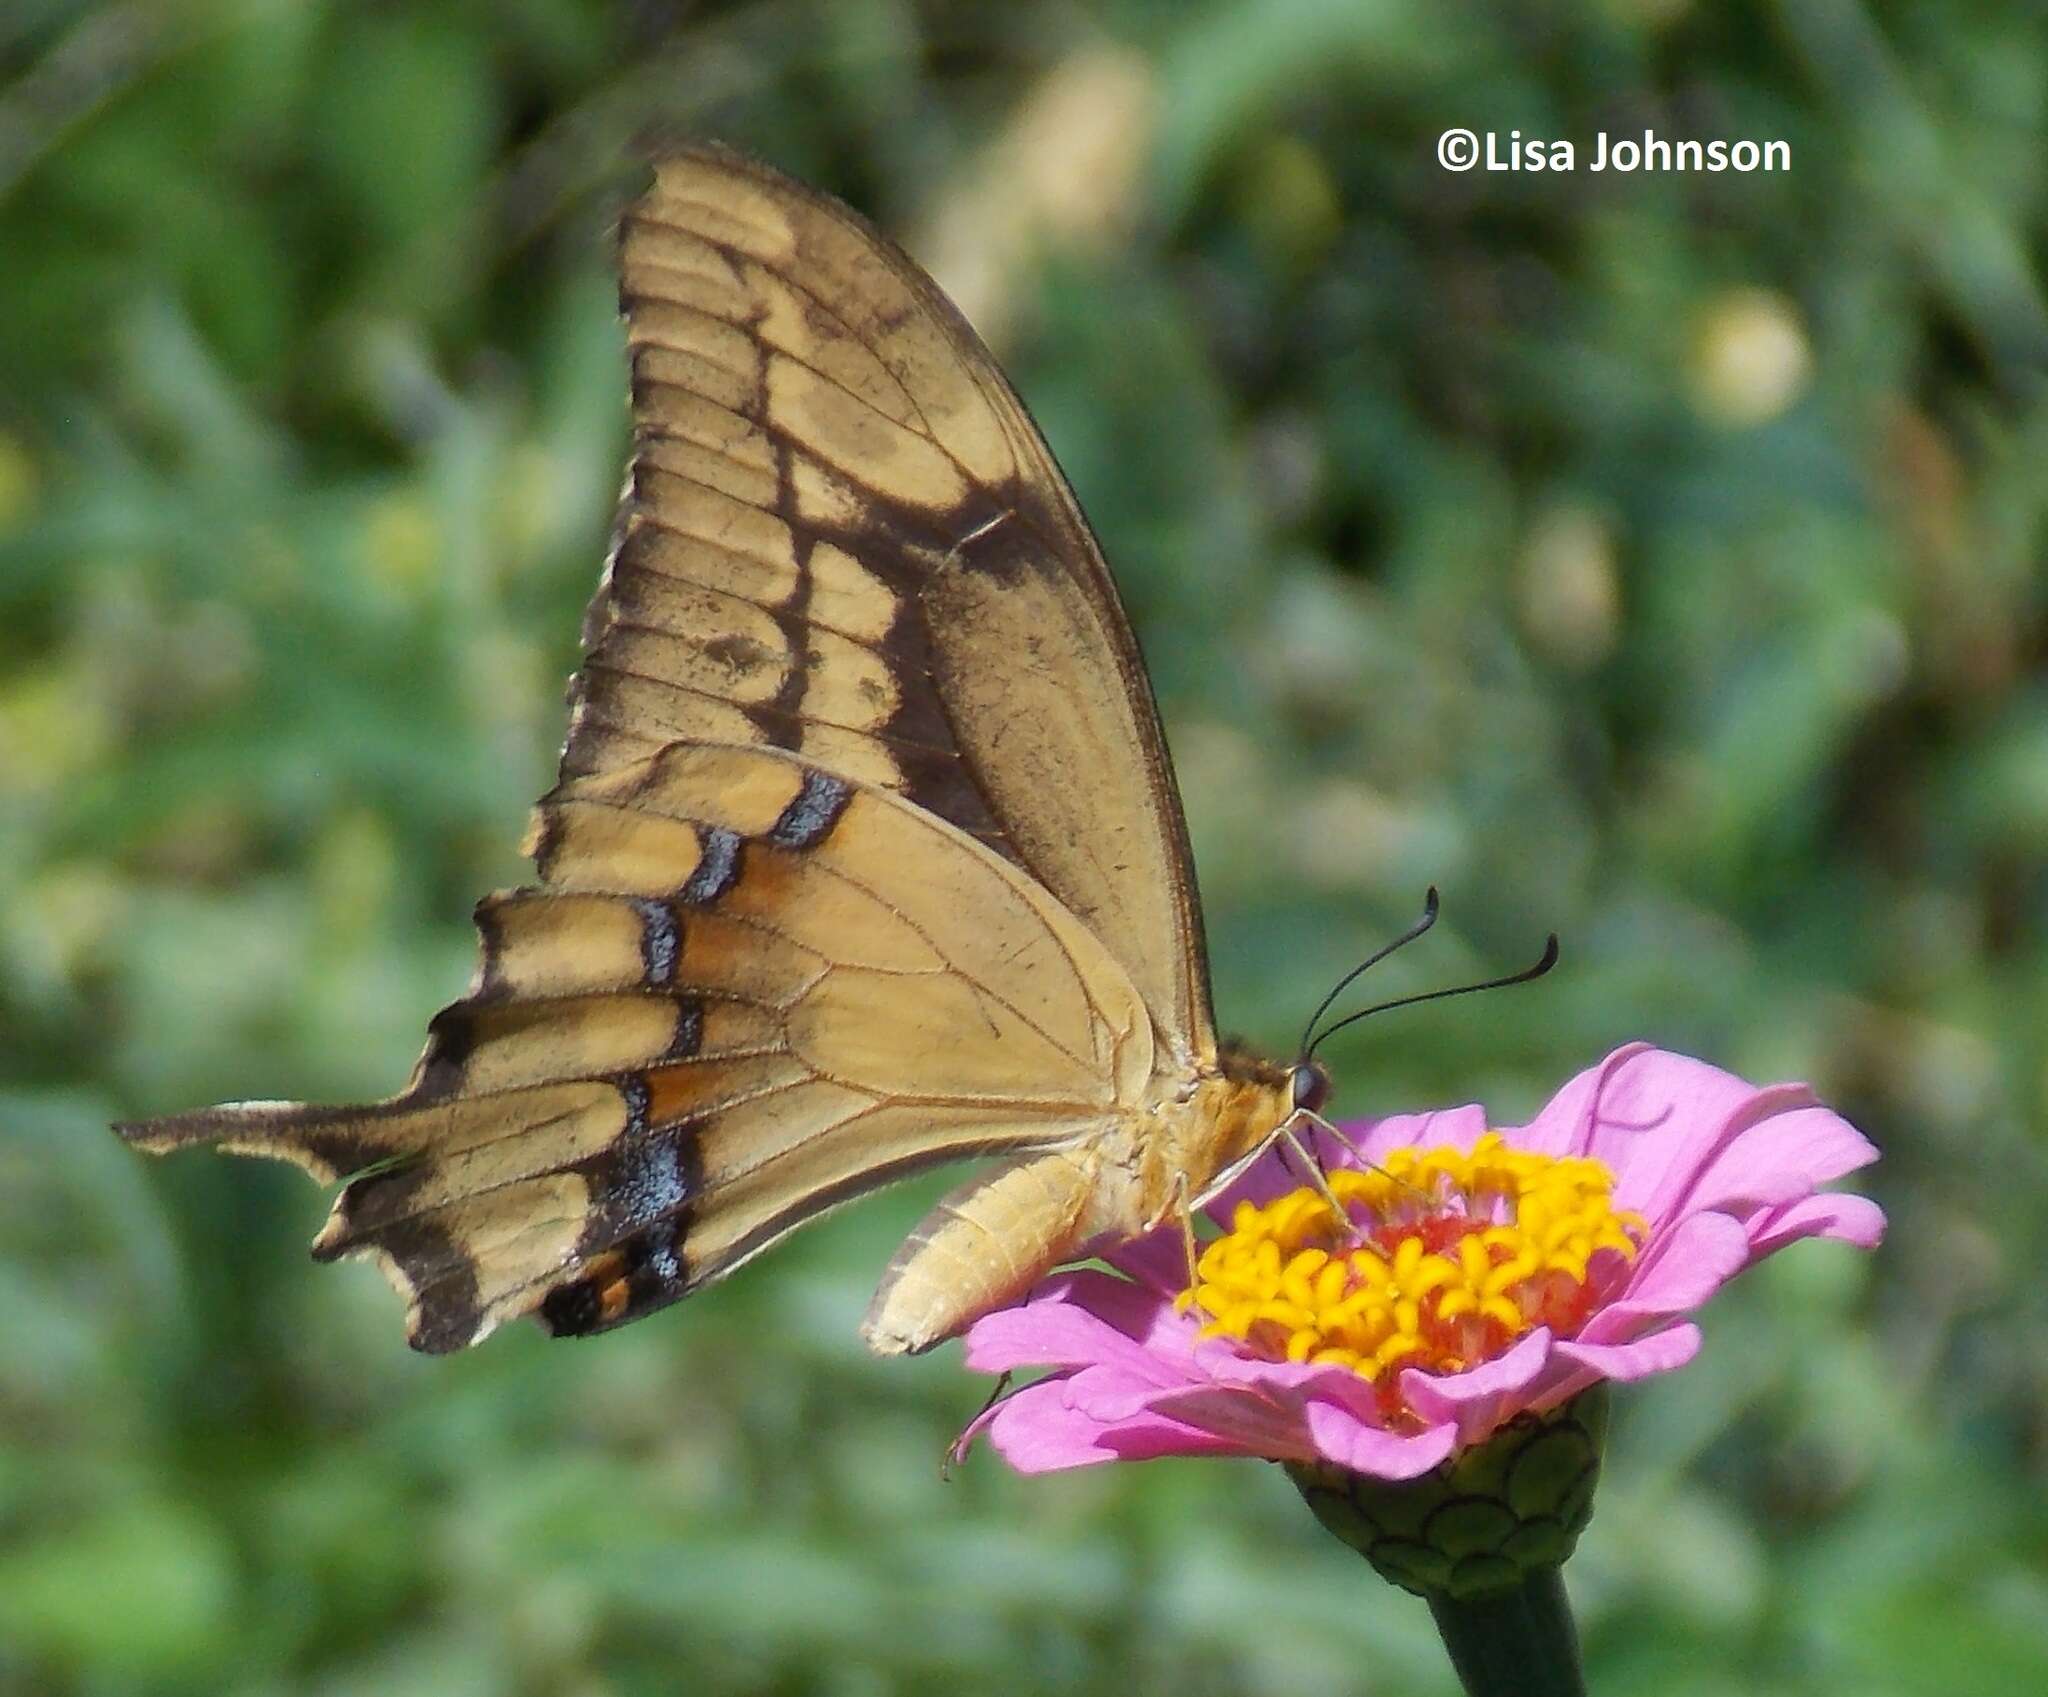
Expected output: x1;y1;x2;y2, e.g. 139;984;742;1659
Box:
116;145;1338;1357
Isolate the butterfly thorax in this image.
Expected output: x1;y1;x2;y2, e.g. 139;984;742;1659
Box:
1116;1060;1295;1232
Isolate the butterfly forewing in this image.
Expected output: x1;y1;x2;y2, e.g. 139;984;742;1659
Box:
583;148;1214;1052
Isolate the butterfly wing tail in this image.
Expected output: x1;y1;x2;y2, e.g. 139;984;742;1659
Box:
114;1097;396;1184
117;1078;658;1353
112;1095;493;1353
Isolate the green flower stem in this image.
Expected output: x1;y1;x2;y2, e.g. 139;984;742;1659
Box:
1427;1564;1583;1697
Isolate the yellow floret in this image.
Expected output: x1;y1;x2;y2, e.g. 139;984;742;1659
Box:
1183;1132;1643;1393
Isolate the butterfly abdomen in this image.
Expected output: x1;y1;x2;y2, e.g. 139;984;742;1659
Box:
861;1149;1101;1355
861;1067;1295;1355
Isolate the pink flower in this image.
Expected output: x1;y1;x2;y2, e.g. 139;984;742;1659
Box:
957;1044;1885;1482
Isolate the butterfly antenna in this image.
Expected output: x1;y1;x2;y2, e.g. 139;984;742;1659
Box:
1297;886;1441;1058
1304;933;1560;1060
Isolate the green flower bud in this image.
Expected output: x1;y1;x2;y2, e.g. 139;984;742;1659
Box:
1286;1388;1607;1697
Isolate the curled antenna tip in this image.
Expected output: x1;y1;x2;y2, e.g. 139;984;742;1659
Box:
1499;932;1560;989
1297;891;1448;1059
1301;922;1566;1057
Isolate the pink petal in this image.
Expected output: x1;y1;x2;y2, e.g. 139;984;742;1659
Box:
1067;1363;1210;1422
1555;1321;1702;1381
1597;1210;1754;1329
1133;1384;1325;1460
959;1270;1192;1377
1142;1337;1465;1477
1512;1042;1657;1158
1744;1191;1887;1257
1546;1050;1864;1214
1636;1099;1860;1220
961;1297;1159;1379
1516;1047;1883;1242
969;1380;1098;1469
1302;1401;1458;1478
1104;1228;1194;1295
1733;1102;1880;1186
1193;1335;1351;1391
1568;1215;1746;1353
1399;1328;1554;1444
1668;1103;1882;1221
1091;1415;1268;1463
1184;1340;1408;1432
1348;1104;1490;1168
1517;1047;1778;1218
1057;1267;1203;1358
979;1381;1247;1471
1554;1048;1770;1198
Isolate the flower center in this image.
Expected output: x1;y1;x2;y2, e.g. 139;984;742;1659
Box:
1180;1134;1644;1407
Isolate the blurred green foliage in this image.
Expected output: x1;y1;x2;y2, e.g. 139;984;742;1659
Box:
3;1;2043;1693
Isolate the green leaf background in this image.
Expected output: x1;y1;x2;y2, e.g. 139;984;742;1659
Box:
2;2;2040;1692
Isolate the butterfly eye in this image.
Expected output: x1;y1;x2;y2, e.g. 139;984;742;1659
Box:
1290;1061;1331;1114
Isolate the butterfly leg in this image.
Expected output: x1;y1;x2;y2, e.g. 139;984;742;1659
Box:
1298;1108;1365;1166
943;1370;1014;1481
1278;1118;1354;1224
1296;1108;1432;1206
1171;1172;1204;1294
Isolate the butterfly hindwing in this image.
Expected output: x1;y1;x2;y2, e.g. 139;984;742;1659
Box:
121;742;1152;1350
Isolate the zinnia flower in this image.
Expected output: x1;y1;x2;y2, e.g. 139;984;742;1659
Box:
956;1043;1885;1481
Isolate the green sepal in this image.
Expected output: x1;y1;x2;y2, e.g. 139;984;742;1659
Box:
1284;1383;1607;1601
